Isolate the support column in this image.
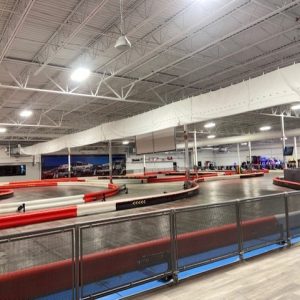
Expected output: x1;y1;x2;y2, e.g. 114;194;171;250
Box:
109;140;113;183
184;125;190;180
294;136;298;167
193;131;198;168
143;154;146;175
281;114;287;169
237;143;241;174
248;141;252;170
67;147;71;178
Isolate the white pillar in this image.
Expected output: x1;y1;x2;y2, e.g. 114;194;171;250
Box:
193;130;198;168
294;136;298;167
108;140;112;183
184;124;190;180
281;114;287;169
67;147;71;178
237;143;241;174
248;141;252;169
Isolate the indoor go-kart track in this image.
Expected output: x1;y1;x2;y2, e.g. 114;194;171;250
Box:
0;172;294;300
0;172;291;234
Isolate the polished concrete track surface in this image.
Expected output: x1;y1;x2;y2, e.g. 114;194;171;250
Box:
0;185;104;204
0;173;291;235
131;244;300;300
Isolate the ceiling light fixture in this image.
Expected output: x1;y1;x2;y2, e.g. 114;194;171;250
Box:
259;126;271;131
0;127;7;133
241;142;248;146
207;135;216;139
71;67;90;82
20;109;33;118
204;122;215;128
115;0;131;50
291;104;300;110
122;140;130;145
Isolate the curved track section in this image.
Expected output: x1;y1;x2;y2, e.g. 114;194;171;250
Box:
0;171;265;229
0;181;199;229
273;177;300;189
0;189;14;200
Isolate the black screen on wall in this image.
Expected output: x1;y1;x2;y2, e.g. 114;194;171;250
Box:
0;165;26;176
284;146;294;156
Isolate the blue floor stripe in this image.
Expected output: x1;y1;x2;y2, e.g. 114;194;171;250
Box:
243;243;285;259
39;238;299;300
178;255;240;281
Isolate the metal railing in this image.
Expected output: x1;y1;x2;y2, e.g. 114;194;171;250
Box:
1;191;300;299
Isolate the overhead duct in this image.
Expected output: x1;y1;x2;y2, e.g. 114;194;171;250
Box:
176;128;300;150
21;63;300;155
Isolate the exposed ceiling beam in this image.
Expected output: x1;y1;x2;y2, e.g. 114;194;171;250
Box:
147;24;300;93
33;0;110;75
166;27;300;97
0;0;36;63
0;123;69;129
121;0;300;91
98;0;247;87
0;83;161;105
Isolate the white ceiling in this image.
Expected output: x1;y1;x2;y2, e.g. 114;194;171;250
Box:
0;0;300;148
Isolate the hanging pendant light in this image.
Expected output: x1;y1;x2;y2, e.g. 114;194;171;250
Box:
115;0;131;50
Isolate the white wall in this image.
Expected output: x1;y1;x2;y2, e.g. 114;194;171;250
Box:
127;149;219;173
126;142;300;172
0;149;41;182
202;143;299;166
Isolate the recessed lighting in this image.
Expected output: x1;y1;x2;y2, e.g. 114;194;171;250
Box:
204;122;215;128
71;67;91;82
20;110;33;117
122;140;130;145
0;127;7;133
260;126;271;131
207;135;215;139
291;104;300;110
241;142;248;146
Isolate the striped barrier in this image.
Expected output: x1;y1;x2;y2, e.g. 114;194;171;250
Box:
98;171;264;183
273;177;300;190
0;183;120;215
0;212;290;300
0;189;14;200
0;182;199;229
0;178;85;190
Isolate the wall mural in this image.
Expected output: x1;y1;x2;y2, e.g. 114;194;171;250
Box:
41;154;126;179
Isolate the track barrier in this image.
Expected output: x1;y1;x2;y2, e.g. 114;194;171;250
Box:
1;191;300;299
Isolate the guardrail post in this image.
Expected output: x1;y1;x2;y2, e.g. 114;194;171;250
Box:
235;201;244;261
284;193;291;247
74;225;80;300
170;210;178;284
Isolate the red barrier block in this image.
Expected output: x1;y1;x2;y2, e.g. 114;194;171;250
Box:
0;182;58;189
273;177;300;190
83;184;119;202
0;206;77;229
0;189;14;200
